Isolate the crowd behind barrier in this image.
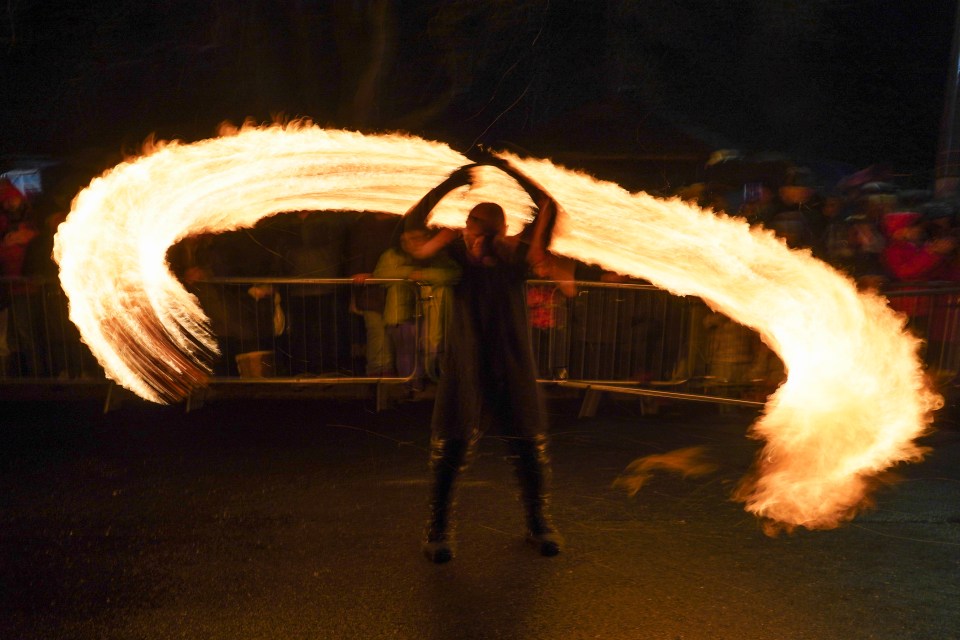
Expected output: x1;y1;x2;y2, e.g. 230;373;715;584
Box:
2;275;960;415
681;154;960;294
5;157;960;412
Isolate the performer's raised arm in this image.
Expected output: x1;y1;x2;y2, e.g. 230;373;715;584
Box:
402;164;475;231
400;164;476;259
524;194;559;268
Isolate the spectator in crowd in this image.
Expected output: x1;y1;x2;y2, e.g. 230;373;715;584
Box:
882;208;957;283
401;157;563;563
769;166;822;250
702;311;760;392
0;182;39;376
373;227;460;392
0;178;26;223
567;261;638;380
526;251;576;379
918;198;960;264
417;247;459;386
279;211;345;376
810;190;857;273
0;179;27;373
345;211;399;376
738;180;781;228
17;207;71;378
881;207;958;339
675;181;733;214
172;219;284;377
915;199;960;368
842;189;892;291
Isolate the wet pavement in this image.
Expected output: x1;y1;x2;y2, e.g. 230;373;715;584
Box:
1;389;958;640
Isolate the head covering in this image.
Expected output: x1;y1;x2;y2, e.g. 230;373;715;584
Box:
882;211;922;237
466;202;505;235
0;179;25;208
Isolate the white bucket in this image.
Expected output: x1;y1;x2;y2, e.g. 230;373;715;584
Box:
235;350;275;378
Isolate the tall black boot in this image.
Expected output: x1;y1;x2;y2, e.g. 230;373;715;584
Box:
422;438;468;563
509;435;563;556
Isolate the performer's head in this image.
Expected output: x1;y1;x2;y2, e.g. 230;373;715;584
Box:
465;202;505;262
466;202;505;235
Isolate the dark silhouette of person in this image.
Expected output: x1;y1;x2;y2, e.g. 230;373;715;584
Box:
402;156;563;563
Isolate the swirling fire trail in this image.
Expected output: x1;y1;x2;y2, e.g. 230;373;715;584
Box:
54;122;941;531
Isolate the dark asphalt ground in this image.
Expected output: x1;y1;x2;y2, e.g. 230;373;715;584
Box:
1;388;958;640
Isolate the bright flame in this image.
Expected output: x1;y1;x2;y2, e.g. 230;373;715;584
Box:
54;120;941;531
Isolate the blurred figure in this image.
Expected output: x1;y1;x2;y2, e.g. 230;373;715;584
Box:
675;181;733;213
18;210;77;378
527;251;576;379
702;311;759;391
173;221;283;378
738;180;780;228
843;191;892;291
568;263;635;380
914;200;960;375
882;211;957;282
279;211;345;376
373;227;459;391
0;178;30;376
770;166;821;250
811;191;857;273
0;178;26;222
882;209;958;338
345;211;398;376
918;198;960;254
2;222;39;375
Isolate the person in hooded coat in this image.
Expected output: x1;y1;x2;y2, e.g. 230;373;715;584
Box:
401;156;563;563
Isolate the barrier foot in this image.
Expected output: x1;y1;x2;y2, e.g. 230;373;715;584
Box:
185;389;206;413
579;388;602;418
103;383;123;414
640;397;659;416
375;381;388;412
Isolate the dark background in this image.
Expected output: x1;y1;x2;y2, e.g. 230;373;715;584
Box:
1;0;958;193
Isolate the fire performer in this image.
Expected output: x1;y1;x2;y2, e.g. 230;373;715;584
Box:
402;156;563;563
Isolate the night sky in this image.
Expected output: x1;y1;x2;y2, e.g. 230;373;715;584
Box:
1;0;958;194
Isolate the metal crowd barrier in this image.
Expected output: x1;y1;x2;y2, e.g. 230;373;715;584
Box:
190;277;437;412
884;283;960;388
530;280;782;416
0;276;104;383
3;276;959;415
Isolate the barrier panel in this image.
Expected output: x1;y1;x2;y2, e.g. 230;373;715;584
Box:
884;283;960;389
541;281;779;414
0;276;103;382
3;276;959;413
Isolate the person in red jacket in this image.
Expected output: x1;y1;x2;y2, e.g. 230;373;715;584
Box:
881;210;958;341
882;211;957;282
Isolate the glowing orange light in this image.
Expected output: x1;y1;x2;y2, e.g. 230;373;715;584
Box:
54;121;940;531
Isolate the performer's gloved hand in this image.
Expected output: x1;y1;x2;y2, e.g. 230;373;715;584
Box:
464;146;511;171
465;147;546;199
433;163;479;193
